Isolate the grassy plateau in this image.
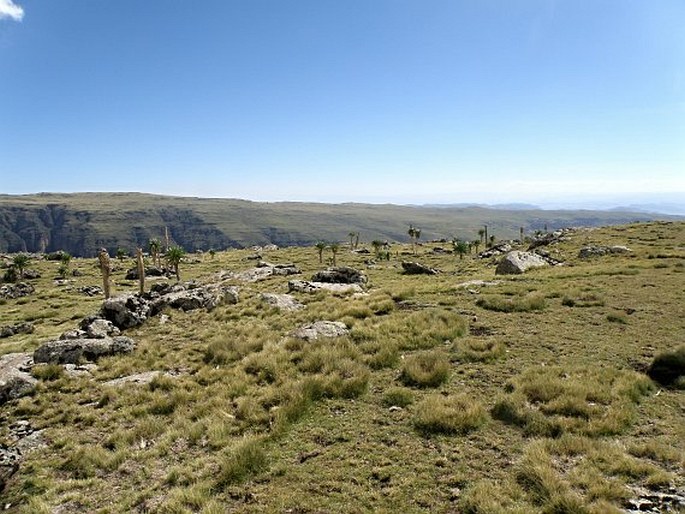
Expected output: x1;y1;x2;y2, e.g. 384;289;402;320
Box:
0;220;684;513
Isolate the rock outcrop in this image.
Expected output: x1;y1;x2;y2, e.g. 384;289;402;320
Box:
578;245;631;258
261;293;305;311
401;262;439;275
0;282;35;300
291;321;349;341
33;337;137;365
101;294;151;329
0;322;34;339
311;266;367;284
225;262;300;283
495;251;548;275
478;243;512;259
288;280;363;295
98;283;239;330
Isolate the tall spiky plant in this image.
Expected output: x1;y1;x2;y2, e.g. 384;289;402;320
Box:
329;242;341;266
136;247;145;294
408;225;421;255
149;238;161;268
314;241;327;264
98;248;112;299
165;245;185;282
452;239;469;260
12;254;30;279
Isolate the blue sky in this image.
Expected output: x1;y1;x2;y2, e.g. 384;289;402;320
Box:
1;1;683;205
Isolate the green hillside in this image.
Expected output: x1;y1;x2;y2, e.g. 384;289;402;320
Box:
0;192;676;256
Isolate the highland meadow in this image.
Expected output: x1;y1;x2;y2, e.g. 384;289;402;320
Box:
0;217;684;513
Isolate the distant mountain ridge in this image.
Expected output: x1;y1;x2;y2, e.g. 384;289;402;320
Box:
0;192;680;257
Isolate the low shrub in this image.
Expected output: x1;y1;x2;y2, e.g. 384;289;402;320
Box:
413;394;487;435
400;350;450;388
647;345;685;388
381;387;414;408
216;437;267;488
452;339;505;363
476;293;546;313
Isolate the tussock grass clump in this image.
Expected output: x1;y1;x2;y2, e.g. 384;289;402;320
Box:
351;308;467;351
561;290;605;307
321;358;370;399
459;480;529;514
452;338;505;363
381;386;414;408
413;394;487;435
59;445;127;478
647;345;685;388
216;437;268;488
492;366;654;437
364;340;400;370
476;293;546;313
515;444;585;509
31;363;64;381
400;350;450;388
203;319;277;365
606;312;628;324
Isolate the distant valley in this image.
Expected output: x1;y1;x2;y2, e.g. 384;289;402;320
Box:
0;192;681;257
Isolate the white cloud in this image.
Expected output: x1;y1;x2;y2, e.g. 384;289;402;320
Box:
0;0;24;21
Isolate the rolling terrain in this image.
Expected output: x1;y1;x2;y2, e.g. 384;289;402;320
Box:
0;221;683;513
1;192;679;257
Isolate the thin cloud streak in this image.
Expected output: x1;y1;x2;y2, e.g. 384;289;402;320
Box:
0;0;24;21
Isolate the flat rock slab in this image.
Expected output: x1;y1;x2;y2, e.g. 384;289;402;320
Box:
154;284;239;313
291;321;349;341
103;371;166;387
455;280;503;289
311;266;367;284
261;293;305;311
0;353;37;405
578;245;632;258
227;263;300;283
33;336;136;365
401;261;440;275
495;251;548;275
288;280;363;295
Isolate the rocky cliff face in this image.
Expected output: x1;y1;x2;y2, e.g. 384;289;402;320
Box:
0;203;238;257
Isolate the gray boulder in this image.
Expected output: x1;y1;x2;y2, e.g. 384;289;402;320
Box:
0;322;34;339
0;353;36;404
33;336;136;364
578;245;632;258
291;321;349;341
101;294;151;329
495;251;548;275
77;285;103;297
81;317;121;339
229;263;300;282
288;280;363;295
478;243;513;259
153;284;239;313
311;266;367;284
401;261;440;275
0;445;20;492
261;293;305;311
0;282;35;300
